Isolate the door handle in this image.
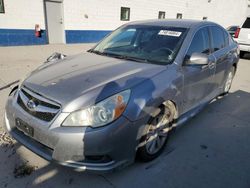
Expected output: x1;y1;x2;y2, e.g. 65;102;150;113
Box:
208;61;215;69
201;61;215;70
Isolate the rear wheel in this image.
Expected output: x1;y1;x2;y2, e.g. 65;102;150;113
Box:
223;66;235;94
137;102;176;162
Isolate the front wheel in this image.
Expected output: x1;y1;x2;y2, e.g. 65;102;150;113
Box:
137;102;175;162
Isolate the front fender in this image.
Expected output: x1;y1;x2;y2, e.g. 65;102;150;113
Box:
123;68;182;122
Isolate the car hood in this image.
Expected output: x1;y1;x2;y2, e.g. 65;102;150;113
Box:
23;52;165;110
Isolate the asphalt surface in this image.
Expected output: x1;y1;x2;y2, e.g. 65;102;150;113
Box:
0;44;250;188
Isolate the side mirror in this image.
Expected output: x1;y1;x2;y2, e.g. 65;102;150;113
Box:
186;53;209;66
45;52;66;63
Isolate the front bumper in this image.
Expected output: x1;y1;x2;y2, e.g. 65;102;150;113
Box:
4;92;143;173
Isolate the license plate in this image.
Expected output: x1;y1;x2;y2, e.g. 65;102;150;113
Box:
16;118;34;137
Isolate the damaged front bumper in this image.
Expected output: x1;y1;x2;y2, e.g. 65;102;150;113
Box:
4;90;141;173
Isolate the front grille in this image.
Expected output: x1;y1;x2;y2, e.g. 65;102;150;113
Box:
17;87;60;122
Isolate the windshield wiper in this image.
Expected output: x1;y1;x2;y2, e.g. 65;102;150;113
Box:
89;49;144;62
88;49;160;64
116;55;163;65
111;54;149;63
88;49;110;56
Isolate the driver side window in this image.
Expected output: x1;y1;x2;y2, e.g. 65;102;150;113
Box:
186;27;211;59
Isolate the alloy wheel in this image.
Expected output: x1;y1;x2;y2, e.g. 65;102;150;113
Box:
224;70;234;93
145;107;172;155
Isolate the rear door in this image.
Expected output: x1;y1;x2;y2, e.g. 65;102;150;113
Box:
209;26;229;90
182;27;216;113
238;18;250;45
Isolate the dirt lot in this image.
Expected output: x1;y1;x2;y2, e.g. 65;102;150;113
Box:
0;45;250;188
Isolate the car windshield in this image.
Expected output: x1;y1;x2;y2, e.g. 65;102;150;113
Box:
90;25;188;65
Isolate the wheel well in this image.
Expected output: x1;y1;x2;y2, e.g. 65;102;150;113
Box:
162;100;178;120
136;99;178;151
233;63;237;72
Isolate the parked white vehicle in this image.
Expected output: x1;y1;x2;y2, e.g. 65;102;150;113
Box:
235;17;250;58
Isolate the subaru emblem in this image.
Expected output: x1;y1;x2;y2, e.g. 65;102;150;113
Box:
27;100;37;110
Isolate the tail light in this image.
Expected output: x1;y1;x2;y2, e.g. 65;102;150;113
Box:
234;28;241;38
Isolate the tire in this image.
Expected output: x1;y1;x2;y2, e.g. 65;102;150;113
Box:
240;51;245;59
137;102;176;162
222;66;235;94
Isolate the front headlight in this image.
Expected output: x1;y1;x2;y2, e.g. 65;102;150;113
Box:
62;90;131;127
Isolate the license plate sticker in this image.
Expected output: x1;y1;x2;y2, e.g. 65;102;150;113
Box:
16;119;34;137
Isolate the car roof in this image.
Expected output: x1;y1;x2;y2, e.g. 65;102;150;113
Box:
127;19;216;28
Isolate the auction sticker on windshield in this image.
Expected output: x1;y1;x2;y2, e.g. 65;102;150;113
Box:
158;30;182;37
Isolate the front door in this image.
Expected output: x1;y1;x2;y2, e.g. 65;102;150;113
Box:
45;0;65;44
182;27;216;113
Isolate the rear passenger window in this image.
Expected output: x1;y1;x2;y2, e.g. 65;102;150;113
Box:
210;26;225;51
186;27;210;59
223;30;229;47
229;34;235;45
242;18;250;28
